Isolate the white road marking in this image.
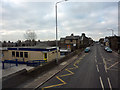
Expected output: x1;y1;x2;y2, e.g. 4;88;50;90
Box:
95;59;97;63
102;57;107;73
99;76;104;90
95;55;97;63
96;65;99;72
107;61;119;70
107;77;112;90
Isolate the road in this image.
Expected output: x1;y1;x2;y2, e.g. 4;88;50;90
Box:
38;43;120;89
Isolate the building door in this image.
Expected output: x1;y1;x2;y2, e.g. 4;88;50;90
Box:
44;53;47;62
67;45;70;49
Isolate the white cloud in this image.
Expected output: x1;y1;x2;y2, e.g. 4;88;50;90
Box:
0;2;118;41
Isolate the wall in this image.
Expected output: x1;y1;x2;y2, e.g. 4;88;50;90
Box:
2;50;60;62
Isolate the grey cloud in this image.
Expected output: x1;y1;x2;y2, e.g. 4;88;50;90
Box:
1;2;118;41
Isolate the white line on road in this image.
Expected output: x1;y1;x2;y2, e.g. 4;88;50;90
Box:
99;76;104;90
102;57;107;73
107;77;112;90
107;61;119;70
95;55;97;63
95;59;97;63
96;65;99;72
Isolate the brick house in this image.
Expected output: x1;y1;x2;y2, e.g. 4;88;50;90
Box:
59;33;92;51
108;36;120;51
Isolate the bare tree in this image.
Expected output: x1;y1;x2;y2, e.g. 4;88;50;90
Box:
24;30;37;41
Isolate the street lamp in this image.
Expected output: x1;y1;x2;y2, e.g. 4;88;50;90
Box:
107;29;114;36
55;0;68;64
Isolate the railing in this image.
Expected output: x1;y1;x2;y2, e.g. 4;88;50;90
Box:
26;60;47;67
2;59;47;69
2;59;18;69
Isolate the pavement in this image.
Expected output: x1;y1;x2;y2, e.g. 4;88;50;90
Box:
16;51;84;89
37;43;120;89
2;64;34;78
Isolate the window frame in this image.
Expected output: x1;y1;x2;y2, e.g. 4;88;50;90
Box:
16;52;19;57
12;51;15;57
24;52;28;58
20;52;23;57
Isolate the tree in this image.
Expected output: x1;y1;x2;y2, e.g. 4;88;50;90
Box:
24;30;37;41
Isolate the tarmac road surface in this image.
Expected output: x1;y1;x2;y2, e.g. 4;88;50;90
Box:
38;43;119;89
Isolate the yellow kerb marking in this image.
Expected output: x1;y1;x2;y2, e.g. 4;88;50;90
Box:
44;76;66;88
60;69;74;77
42;54;86;89
73;63;78;68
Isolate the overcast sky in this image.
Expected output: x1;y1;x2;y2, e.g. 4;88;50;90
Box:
0;0;119;42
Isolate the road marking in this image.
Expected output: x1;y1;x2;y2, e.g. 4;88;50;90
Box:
96;65;99;72
107;77;112;90
60;69;74;77
107;61;119;70
99;76;104;90
101;56;107;73
95;59;97;63
44;76;66;88
73;63;79;68
42;54;86;89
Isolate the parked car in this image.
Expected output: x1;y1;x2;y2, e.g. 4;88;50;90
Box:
84;47;90;53
104;47;112;53
104;46;109;51
106;47;112;53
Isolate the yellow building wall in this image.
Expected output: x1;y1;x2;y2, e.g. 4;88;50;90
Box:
2;50;60;62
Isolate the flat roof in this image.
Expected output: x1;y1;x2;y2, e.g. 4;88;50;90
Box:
7;47;57;52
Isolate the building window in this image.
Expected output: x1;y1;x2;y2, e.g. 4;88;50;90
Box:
12;51;15;57
24;52;28;58
70;39;72;42
16;52;19;57
20;52;23;57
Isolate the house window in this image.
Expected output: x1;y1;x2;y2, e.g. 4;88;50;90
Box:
12;51;15;57
24;52;28;58
70;39;72;42
20;52;23;57
16;52;19;57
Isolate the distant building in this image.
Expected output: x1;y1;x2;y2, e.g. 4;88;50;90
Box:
99;38;104;44
2;47;60;63
60;33;92;51
80;33;92;48
108;36;120;51
60;33;81;51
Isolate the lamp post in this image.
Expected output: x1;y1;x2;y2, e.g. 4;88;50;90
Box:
55;0;68;64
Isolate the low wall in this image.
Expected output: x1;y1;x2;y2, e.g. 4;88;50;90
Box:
2;69;27;88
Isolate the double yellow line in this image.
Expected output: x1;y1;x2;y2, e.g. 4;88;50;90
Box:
42;54;87;89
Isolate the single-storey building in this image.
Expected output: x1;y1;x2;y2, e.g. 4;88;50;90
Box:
2;47;60;63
